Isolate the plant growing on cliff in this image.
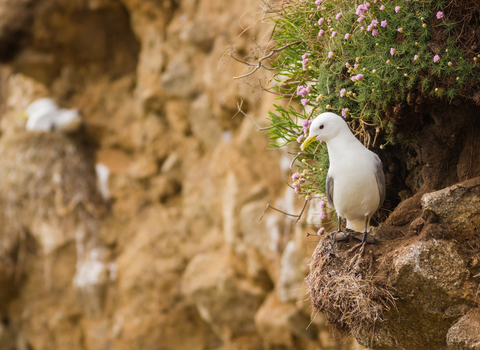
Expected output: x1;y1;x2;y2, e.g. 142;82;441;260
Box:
248;0;480;202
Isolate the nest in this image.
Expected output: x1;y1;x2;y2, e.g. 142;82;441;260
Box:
0;131;106;259
305;235;395;336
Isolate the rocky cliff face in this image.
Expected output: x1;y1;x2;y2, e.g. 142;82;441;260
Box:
1;1;478;350
0;1;362;349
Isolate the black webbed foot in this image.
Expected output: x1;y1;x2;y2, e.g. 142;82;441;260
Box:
334;231;349;242
353;233;375;244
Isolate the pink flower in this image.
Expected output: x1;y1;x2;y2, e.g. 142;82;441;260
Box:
390;48;396;56
365;2;370;8
372;29;378;36
320;201;325;209
317;227;325;235
380;5;385;10
345;33;351;40
332;31;337;38
371;19;378;27
292;172;300;181
328;51;334;58
340;88;346;97
297;85;311;97
320;211;326;219
345;62;351;68
360;26;365;31
356;57;361;62
381;20;387;27
341;108;348;118
356;4;366;15
395;6;400;13
302;57;311;70
318;29;324;37
434;55;440;62
296;135;304;143
302;53;310;60
367;24;373;31
351;74;364;82
414;54;419;61
318;18;324;25
436;11;444;19
315;0;322;5
302;119;312;133
335;12;343;20
357;16;364;23
353;63;359;70
301;99;309;106
398;28;403;33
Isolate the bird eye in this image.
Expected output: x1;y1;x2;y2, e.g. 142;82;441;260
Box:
319;124;324;129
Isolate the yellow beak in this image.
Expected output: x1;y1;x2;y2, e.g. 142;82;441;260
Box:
300;135;316;151
17;111;28;120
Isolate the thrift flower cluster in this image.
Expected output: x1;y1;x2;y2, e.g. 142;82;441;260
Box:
319;200;327;220
290;0;459;115
291;169;310;195
302;53;311;70
297;84;311;107
296;118;312;143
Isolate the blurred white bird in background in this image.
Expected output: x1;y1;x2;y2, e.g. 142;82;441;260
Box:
23;97;82;133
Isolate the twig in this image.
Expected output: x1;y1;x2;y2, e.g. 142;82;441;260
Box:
248;78;294;96
233;99;273;131
294;200;309;224
290;152;304;169
259;199;308;225
233;40;302;80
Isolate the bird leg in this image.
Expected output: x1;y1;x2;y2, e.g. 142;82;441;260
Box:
333;217;349;241
353;216;375;244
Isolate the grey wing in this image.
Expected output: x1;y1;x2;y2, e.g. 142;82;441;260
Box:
374;154;386;210
325;173;334;208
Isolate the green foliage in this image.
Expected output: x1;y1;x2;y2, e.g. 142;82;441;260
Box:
265;0;480;199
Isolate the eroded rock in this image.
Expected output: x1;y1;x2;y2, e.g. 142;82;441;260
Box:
309;177;480;350
447;308;480;350
181;250;267;342
392;240;476;316
422;177;480;234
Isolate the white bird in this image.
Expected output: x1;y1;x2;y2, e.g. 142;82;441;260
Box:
24;98;82;133
300;112;385;244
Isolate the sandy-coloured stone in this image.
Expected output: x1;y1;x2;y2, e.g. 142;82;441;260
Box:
422;177;480;233
447;308;480;350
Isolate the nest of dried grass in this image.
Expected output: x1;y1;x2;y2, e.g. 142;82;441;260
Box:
305;235;395;336
0;131;106;259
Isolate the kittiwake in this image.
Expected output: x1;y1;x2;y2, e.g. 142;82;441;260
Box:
300;112;385;244
23;97;82;133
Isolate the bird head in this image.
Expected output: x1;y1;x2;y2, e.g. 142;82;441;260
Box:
300;112;348;151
